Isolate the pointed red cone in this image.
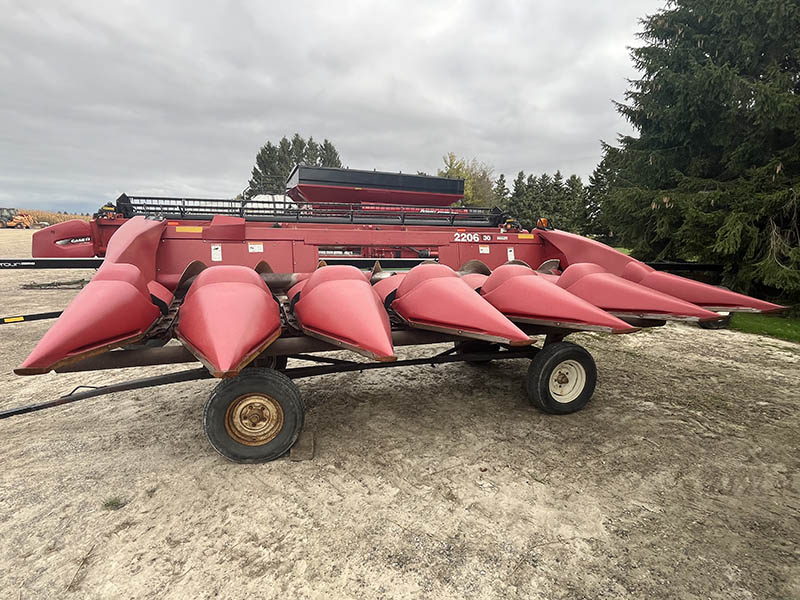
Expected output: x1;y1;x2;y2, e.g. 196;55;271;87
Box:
372;273;406;303
620;262;786;312
294;266;395;360
287;279;309;302
557;263;722;321
16;263;162;374
18;216;169;374
176;266;281;377
461;272;488;290
391;264;531;345
479;265;635;333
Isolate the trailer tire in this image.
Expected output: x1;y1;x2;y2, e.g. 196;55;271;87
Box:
527;342;596;414
204;368;304;463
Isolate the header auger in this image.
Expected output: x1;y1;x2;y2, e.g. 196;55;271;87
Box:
3;166;784;463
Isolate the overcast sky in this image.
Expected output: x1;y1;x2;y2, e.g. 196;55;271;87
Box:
0;0;665;213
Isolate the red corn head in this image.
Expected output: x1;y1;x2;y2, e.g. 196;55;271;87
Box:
293;265;395;360
478;264;635;333
556;263;722;321
620;261;785;313
176;266;281;377
16;263;163;374
386;263;531;345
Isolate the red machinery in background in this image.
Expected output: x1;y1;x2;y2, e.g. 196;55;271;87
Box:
4;166;782;463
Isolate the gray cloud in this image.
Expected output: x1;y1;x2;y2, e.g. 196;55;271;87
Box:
0;0;664;212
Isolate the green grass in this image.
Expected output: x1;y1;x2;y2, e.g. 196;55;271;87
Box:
102;497;128;511
729;312;800;344
613;247;632;255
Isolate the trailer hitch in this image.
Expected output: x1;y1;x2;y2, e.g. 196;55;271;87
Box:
0;368;212;420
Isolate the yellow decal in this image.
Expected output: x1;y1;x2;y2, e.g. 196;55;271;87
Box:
4;316;24;323
517;233;535;239
175;226;204;233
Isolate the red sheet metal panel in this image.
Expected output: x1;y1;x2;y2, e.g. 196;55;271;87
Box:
202;215;247;240
293;266;394;360
479;265;635;333
290;184;463;207
621;262;784;312
386;264;532;345
557;263;721;321
31;219;95;258
540;229;784;313
176;266;281;377
17;217;168;374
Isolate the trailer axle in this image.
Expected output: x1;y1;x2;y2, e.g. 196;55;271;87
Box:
0;345;538;420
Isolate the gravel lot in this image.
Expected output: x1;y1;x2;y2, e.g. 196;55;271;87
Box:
0;229;798;599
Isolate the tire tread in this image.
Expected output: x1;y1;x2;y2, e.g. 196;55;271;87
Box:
203;368;304;463
527;342;596;415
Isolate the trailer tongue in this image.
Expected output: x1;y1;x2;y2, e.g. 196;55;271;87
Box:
6;166;784;463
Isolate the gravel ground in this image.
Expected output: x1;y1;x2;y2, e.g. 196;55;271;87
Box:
0;229;798;599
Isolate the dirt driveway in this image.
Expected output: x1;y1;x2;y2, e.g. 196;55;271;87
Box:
0;229;797;599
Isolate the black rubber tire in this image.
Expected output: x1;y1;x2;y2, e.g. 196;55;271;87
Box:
527;342;597;414
453;341;499;365
698;312;732;329
203;368;304;463
251;354;288;370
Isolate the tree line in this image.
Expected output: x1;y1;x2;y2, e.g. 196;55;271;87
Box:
434;153;596;235
246;138;596;236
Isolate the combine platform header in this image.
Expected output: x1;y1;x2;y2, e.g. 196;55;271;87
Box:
286;165;465;206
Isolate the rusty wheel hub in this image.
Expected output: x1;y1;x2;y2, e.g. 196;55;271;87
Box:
224;394;284;446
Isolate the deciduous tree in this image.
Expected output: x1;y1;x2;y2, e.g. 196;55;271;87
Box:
437;153;495;207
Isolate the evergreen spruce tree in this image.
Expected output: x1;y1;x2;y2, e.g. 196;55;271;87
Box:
492;174;510;206
534;174;552;222
501;170;592;233
290;133;306;168
505;171;528;224
564;174;588;235
305;137;320;165
601;0;800;300
586;148;620;242
247;135;343;197
319;139;343;170
550;171;566;228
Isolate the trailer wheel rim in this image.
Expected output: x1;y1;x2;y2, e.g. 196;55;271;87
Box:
548;359;586;403
225;394;284;446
